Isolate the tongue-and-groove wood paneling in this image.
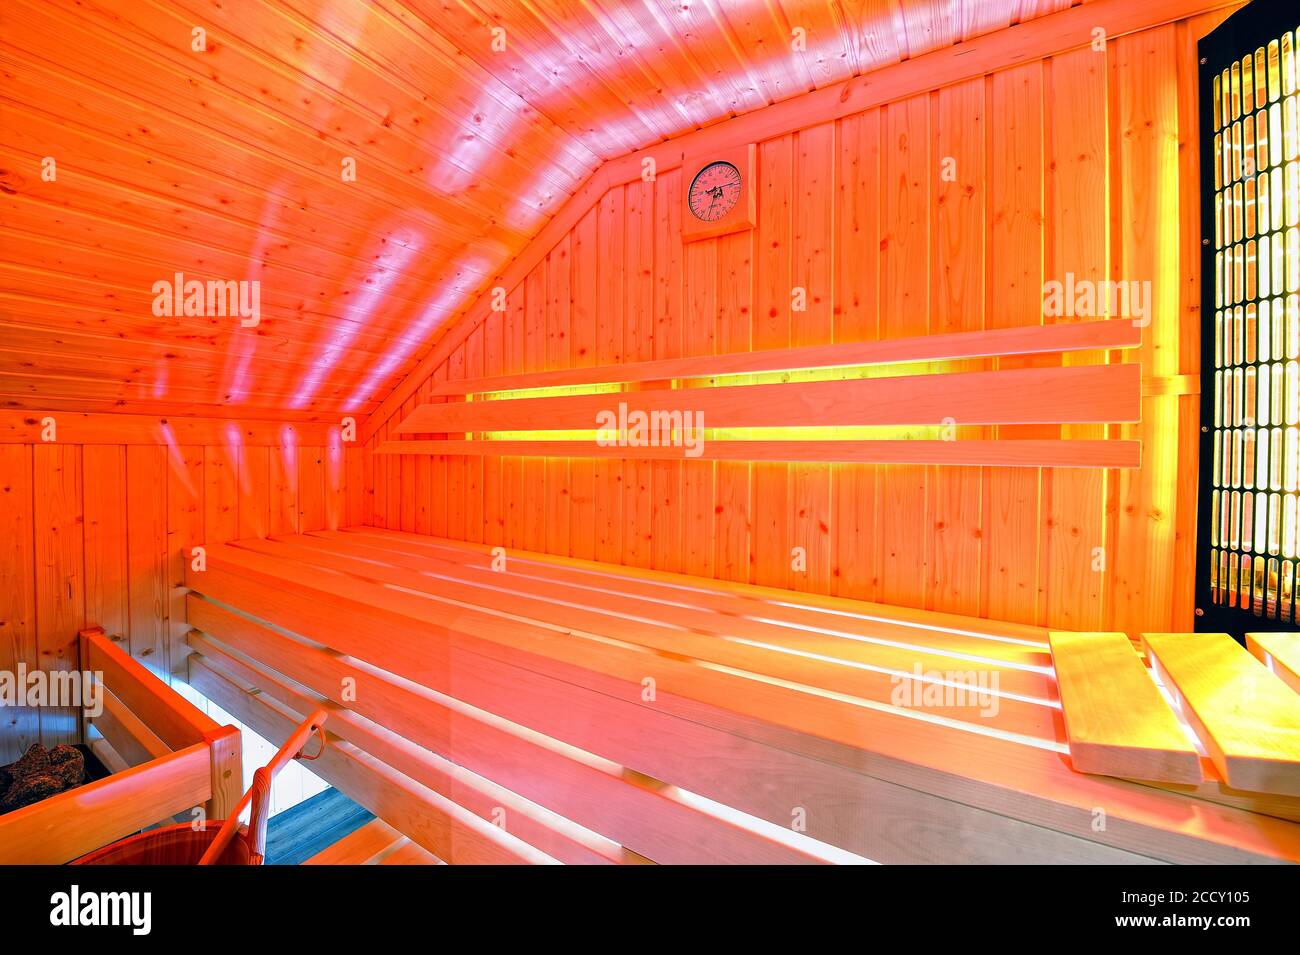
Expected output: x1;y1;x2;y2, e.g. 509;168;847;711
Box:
0;0;1086;423
0;426;346;757
364;9;1227;637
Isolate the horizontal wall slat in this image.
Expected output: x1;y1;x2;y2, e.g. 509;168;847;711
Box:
425;320;1142;396
376;438;1141;468
397;364;1141;433
0;410;343;446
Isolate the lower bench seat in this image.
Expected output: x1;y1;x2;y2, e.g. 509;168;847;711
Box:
183;528;1300;864
304;818;440;865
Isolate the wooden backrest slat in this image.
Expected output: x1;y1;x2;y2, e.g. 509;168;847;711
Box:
375;438;1141;468
397;363;1140;434
424;319;1141;396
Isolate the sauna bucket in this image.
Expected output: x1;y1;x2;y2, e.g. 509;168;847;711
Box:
72;709;328;866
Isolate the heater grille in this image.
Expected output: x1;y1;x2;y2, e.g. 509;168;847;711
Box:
1201;6;1300;630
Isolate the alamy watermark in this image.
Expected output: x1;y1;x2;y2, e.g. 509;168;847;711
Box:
151;272;260;327
0;665;103;718
1042;271;1151;326
595;402;705;458
50;885;151;935
889;664;1000;718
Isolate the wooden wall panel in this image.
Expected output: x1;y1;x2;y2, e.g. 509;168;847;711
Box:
32;444;84;745
363;14;1214;635
790;123;835;595
0;445;39;760
929;79;985;616
569;209;600;562
651;170;683;575
1110;25;1184;638
9;428;348;745
984;62;1045;625
82;445;128;643
126;445;168;671
166;446;204;681
713;233;753;584
752;136;795;591
879;94;931;609
832;109;883;602
593;188;625;565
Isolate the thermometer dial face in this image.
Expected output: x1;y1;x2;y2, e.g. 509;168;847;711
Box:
687;161;742;222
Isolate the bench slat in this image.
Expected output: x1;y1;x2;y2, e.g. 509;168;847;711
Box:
187;598;825;864
337;526;1051;650
1049;632;1202;784
1143;633;1300;796
1246;632;1300;695
233;536;1060;741
189;656;552;865
309;530;1054;672
189;628;633;865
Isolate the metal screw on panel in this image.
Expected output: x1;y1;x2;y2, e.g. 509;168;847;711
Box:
1195;608;1205;617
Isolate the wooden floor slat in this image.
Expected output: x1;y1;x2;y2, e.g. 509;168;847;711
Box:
1143;633;1300;796
1247;633;1300;696
1049;632;1202;784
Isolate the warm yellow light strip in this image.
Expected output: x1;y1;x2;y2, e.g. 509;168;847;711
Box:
477;383;625;401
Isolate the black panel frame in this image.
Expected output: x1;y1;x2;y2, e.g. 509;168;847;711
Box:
1195;0;1300;636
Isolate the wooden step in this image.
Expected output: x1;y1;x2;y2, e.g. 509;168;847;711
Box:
303;818;407;865
1246;633;1300;695
1049;632;1202;784
378;838;442;865
1143;633;1300;796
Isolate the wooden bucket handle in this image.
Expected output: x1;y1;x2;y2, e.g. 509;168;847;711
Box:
198;709;328;865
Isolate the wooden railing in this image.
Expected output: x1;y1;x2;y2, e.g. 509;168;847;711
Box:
0;628;242;864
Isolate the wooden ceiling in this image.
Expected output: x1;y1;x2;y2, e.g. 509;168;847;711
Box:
0;0;1076;422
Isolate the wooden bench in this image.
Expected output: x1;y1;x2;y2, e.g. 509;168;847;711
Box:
378;320;1143;468
181;528;1300;864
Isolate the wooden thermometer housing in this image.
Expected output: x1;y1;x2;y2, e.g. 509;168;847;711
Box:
681;143;757;242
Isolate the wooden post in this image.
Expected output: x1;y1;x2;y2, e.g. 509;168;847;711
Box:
203;724;243;823
76;626;104;746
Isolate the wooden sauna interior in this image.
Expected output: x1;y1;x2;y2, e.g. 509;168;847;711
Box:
2;0;1300;867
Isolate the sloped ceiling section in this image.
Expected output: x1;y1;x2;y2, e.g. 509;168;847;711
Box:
0;0;1072;422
